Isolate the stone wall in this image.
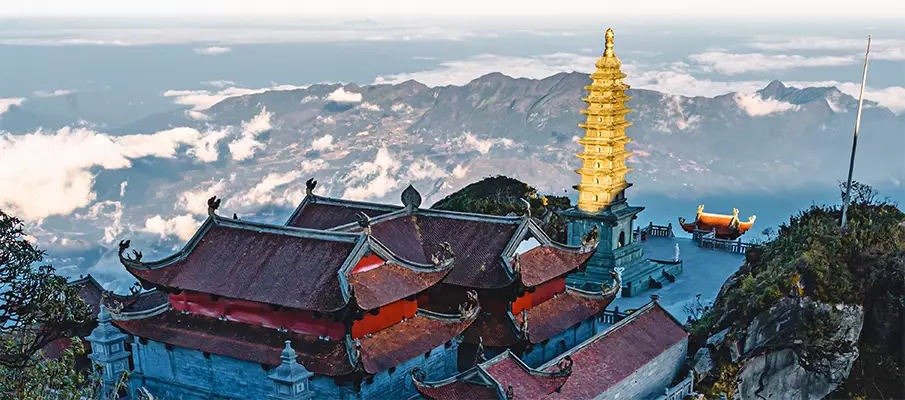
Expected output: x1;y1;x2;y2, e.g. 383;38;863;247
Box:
129;339;273;400
128;337;459;400
521;316;599;368
597;337;688;400
358;341;459;400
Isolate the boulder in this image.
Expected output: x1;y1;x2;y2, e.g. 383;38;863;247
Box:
692;347;715;382
734;298;864;400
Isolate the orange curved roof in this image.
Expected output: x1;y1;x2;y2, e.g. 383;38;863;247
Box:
679;207;755;240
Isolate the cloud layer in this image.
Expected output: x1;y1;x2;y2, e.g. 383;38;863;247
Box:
194;46;232;55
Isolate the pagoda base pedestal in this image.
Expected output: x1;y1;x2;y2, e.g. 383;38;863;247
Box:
567;258;683;298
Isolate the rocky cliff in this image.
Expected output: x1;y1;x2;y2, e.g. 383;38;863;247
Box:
688;185;905;399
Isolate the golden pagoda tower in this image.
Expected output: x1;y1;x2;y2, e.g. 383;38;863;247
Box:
575;28;634;214
561;28;680;298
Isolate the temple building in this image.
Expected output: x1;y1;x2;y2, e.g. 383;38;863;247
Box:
81;28;696;400
412;298;693;400
559;28;683;297
678;205;756;240
90;181;615;399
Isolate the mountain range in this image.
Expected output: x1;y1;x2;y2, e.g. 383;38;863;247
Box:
2;72;903;290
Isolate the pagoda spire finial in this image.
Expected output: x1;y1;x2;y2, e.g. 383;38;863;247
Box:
604;28;615;57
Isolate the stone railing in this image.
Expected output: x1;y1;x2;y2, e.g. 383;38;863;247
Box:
693;229;760;255
637;222;675;239
600;307;630;325
655;371;695;400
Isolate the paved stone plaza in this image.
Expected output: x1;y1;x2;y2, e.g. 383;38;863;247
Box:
610;236;745;320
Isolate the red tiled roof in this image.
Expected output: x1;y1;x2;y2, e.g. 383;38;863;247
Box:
287;201;400;229
462;312;521;347
417;380;501;400
114;311;354;376
544;304;688;399
518;247;595;287
359;312;477;374
348;263;452;310
515;290;615;344
484;357;569;399
127;223;358;312
369;214;519;289
414;302;688;400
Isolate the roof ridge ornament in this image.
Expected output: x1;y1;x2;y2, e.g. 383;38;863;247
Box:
306;178;318;196
430;242;454;266
580;226;599;250
520;198;531;218
520;309;530;342
601;269;622;297
356;211;371;235
207;196;221;217
118;239;145;267
401;184;422;212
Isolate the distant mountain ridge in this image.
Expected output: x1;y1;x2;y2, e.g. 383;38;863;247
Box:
5;71;905;292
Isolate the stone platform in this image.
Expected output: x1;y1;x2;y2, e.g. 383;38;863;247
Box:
610;236;746;321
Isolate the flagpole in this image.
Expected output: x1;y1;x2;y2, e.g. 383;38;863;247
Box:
841;35;872;229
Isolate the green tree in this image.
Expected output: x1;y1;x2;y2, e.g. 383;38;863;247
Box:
0;208;92;368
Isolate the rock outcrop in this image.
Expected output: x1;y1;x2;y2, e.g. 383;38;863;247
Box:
698;297;864;400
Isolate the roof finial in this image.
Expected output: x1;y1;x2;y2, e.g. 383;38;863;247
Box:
604;28;616;57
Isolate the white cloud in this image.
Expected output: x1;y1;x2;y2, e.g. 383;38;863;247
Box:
228;108;272;160
462;133;513;154
301;159;328;172
201;80;236;88
194;46;231;55
164;84;305;111
342;146;401;201
119;181;128;197
407;159;447;180
189;129;230;162
311;134;334;151
325;87;363;103
228;171;302;209
451;164;469;179
74;200;124;243
391;103;414;113
140;214;203;241
628;70;768;97
0;126;227;221
375;53;598;86
786;80;905;113
688;52;855;75
300;95;319;104
734;93;801;116
184;110;211;120
0;25;489;47
359;102;381;111
33;89;74;98
0;98;25;116
746;37;905;60
177;179;230;215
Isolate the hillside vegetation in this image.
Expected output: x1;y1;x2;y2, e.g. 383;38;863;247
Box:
690;183;905;399
431;175;572;242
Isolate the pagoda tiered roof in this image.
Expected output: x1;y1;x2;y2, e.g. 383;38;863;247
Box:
514;287;617;344
413;301;689;399
113;305;479;377
288;185;599;290
120;213;456;314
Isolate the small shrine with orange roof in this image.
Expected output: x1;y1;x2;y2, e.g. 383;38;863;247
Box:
679;205;756;240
